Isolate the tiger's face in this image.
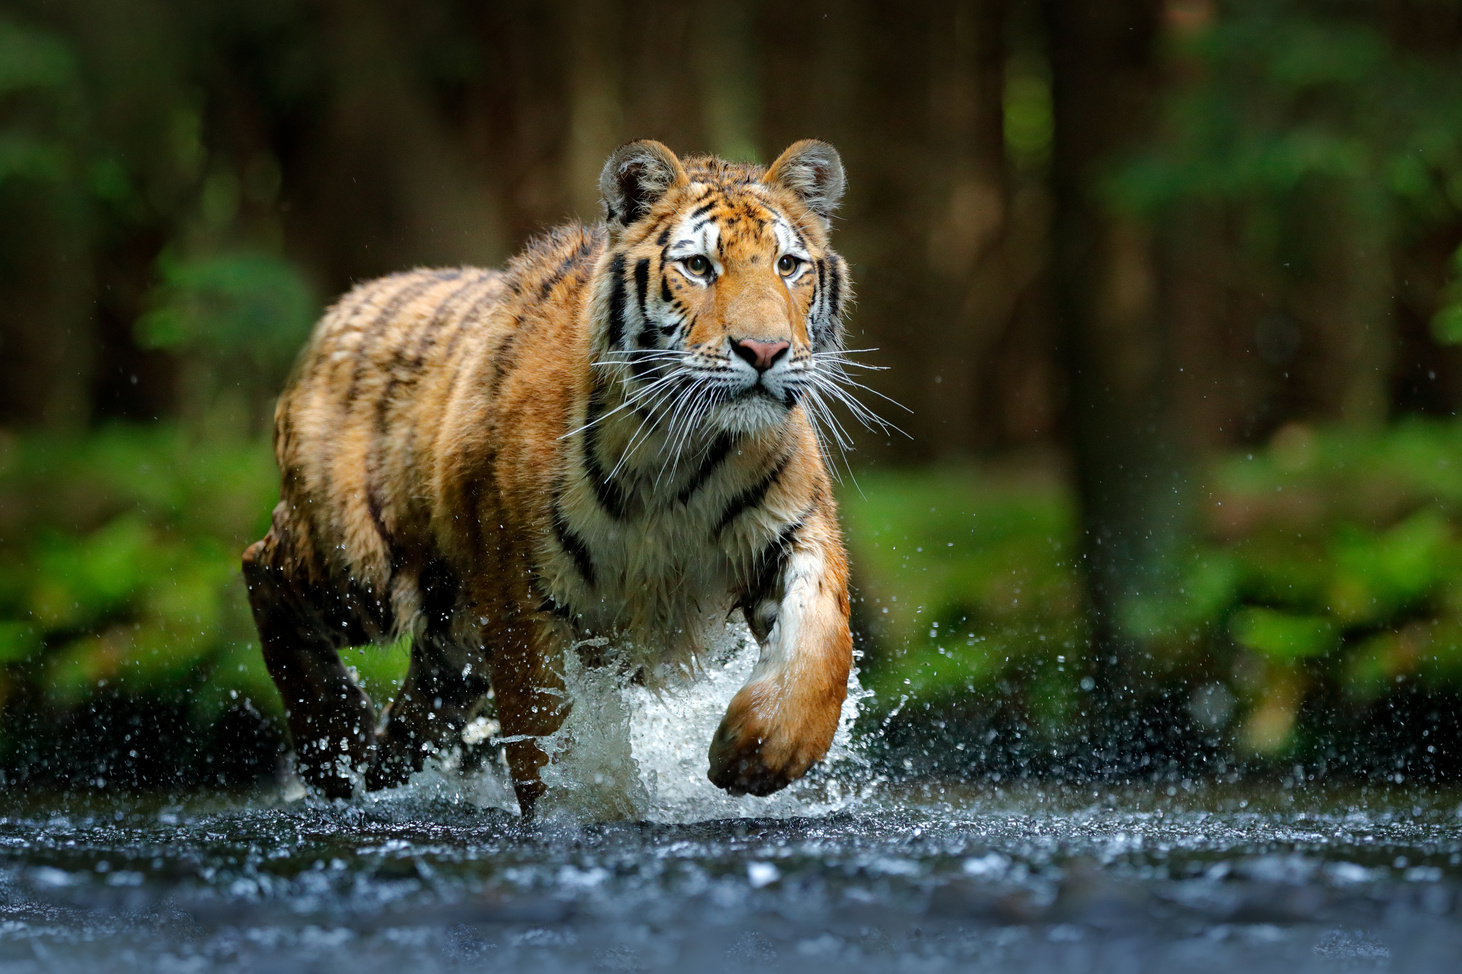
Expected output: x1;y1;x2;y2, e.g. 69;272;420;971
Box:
595;140;851;438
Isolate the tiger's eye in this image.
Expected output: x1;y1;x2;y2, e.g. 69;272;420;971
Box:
685;255;711;276
777;254;800;276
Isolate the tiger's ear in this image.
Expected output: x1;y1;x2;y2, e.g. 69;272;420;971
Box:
763;140;845;226
599;140;688;233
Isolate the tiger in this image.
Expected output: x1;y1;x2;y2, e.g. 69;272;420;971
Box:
241;139;860;816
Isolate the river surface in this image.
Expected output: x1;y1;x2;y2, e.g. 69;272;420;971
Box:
3;645;1461;972
3;782;1460;973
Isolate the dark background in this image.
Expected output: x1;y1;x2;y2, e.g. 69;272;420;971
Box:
2;0;1461;790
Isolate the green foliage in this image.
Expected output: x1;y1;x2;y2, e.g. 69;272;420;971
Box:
1114;2;1462;218
841;463;1084;744
136;250;317;375
0;15;82;187
0;427;281;741
1432;244;1462;345
1110;0;1462;375
0;6;317;431
3;419;1461;781
1230;608;1335;661
848;418;1462;763
0;424;414;783
1004;53;1053;174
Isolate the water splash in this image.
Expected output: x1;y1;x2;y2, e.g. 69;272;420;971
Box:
619;622;879;823
391;621;881;823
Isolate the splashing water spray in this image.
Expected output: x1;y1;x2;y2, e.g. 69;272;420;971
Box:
359;622;880;823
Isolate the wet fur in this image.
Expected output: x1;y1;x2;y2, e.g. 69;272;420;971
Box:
242;140;857;814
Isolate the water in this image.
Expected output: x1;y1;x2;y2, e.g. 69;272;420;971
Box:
3;639;1462;972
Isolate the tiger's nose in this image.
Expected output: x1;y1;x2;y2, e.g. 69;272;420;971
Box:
731;338;790;372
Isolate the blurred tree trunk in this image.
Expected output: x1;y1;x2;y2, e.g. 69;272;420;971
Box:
1301;191;1393;427
693;0;758;162
563;0;620;221
290;0;506;288
929;0;1021;456
767;0;1015;462
0;192;94;428
1042;0;1175;765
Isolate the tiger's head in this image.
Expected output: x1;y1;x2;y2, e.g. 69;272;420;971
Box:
592;139;854;439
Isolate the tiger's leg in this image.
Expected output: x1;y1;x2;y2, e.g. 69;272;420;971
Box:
486;621;569;817
242;529;377;799
366;633;492;790
709;510;853;796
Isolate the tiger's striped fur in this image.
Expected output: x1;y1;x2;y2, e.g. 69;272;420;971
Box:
242;140;858;815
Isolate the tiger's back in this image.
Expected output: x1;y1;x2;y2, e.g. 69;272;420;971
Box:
270;225;603;647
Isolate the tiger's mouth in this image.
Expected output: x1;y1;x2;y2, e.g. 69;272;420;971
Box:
725;370;795;406
712;377;800;432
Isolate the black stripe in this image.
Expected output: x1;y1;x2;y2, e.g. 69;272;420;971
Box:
675;433;736;506
364;478;405;633
828;258;843;319
634;258;654;349
606;254;627;348
487;319;526;398
375;272;484;527
690;199;717;220
367;386;400;556
581;392;630;519
538;238;594;300
659;274;673;304
409;272;491;366
684;315;697;339
641;210;676;244
551;506;596;586
714;453;790;537
365;489;403;570
749;516;804;592
366;325;418;589
629;349;661;386
435;273;503;364
656;225;672;246
766;514;801;561
634;258;650;308
346;274;445;401
813;258;827;343
737;515;806;640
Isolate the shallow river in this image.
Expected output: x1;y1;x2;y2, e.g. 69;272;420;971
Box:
4;781;1461;973
3;649;1461;972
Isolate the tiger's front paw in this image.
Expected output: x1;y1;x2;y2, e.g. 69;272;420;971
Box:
706;683;838;797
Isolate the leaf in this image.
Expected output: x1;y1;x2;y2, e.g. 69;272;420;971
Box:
1231;607;1336;660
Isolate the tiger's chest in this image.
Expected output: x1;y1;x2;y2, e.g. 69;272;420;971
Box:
573;505;734;620
539;439;776;668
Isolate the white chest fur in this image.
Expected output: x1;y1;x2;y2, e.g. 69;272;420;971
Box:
543;426;786;677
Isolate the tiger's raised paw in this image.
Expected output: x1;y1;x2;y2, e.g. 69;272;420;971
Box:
706;685;835;797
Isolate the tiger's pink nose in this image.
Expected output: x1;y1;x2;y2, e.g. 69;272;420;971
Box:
732;338;790;372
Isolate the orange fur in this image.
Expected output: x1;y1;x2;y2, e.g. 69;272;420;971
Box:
242;140;858;814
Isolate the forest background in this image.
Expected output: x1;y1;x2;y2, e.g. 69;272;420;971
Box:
2;0;1461;790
